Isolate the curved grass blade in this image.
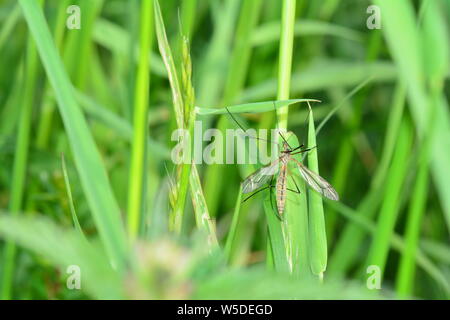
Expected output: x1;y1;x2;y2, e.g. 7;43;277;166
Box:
61;153;84;238
196;99;320;116
251;20;363;46
18;0;127;268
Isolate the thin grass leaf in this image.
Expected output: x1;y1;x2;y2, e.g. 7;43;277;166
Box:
240;60;399;101
18;0;127;268
374;0;450;232
0;3;21;52
196;99;320;116
284;132;310;277
224;185;244;261
264;197;290;273
154;0;184;128
276;0;296;128
35;0;70;149
316;77;372;135
251;19;363;46
127;0;153;240
180;0;198;39
196;0;240;106
395;152;429;297
1;24;40;299
306;106;327;277
190;164;218;248
61;153;84;238
366;119;414;277
328;83;406;276
75;91;170;158
202;0;263;219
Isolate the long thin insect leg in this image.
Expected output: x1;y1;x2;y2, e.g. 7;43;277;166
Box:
225;106;278;145
291;146;317;156
286;188;300;194
290;174;301;194
225;106;247;133
289;143;304;153
242;185;272;202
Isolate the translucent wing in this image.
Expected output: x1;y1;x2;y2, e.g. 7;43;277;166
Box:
242;159;279;193
293;159;339;201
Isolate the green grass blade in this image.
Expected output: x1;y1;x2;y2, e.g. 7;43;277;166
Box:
190;165;218;247
251;19;363;46
276;0;296;128
222;0;263;104
374;0;450;232
127;0;153;240
1;30;40;299
61;153;84;238
264;197;290;273
196;99;320;116
224;185;244;261
202;0;262;218
395;153;429;297
75;91;170;159
180;0;198;39
154;0;183;128
284;133;310;277
240;60;399;101
196;0;240;106
35;0;69;149
316;77;372;135
306;106;327;277
18;0;127;268
328;83;406;276
0;4;21;52
366;119;413;277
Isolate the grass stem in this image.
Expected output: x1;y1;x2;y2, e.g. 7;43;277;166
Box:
127;0;153;240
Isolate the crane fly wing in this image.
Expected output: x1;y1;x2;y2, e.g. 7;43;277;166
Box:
293;159;339;201
242;159;279;193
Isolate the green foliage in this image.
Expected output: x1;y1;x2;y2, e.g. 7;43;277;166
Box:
0;0;448;300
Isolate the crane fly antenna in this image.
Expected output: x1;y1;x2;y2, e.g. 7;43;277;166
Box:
272;100;292;150
225;106;279;145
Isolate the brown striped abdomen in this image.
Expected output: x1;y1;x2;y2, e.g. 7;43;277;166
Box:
276;163;287;215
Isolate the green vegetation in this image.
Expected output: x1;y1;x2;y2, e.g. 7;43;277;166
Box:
0;0;449;299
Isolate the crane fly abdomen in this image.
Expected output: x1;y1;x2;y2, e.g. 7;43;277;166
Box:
276;157;289;215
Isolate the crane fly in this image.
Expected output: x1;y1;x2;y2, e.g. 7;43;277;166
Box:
242;134;339;216
224;102;339;217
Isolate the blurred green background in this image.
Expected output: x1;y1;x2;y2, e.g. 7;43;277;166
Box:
0;0;449;300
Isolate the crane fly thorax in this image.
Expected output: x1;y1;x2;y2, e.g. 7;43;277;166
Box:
279;152;290;165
